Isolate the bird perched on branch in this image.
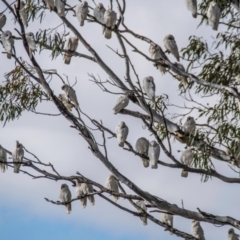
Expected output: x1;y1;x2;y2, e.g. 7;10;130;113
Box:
105;174;119;202
45;0;55;11
183;116;196;135
0;13;6;30
191;220;205;240
59;184;72;214
0;145;7;173
142;76;155;102
113;95;129;114
180;149;193;177
63;37;79;64
12;141;24;173
94;3;106;24
103;9;117;39
75;1;89;26
115;121;129;147
14;1;28;28
148;140;160;169
25;32;37;58
55;0;66;17
207;1;221;31
164;35;180;62
1;31;14;59
136;201;147;226
135;137;149;168
58;94;74;111
174;62;188;87
62;84;79;108
184;0;198;18
161;212;173;235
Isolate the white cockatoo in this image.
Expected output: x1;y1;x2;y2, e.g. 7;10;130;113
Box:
105;174;119;202
185;0;198;18
62;84;79;108
59;184;72;214
228;228;239;240
183;116;196;135
207;1;221;31
164;35;180;62
25;32;37;58
94;3;106;24
136;200;147;226
0;13;6;30
75;179;95;208
0;145;7;173
115;121;129;147
180;149;193;177
174;62;188;87
12;141;24;173
103;9;117;39
14;1;28;28
148;140;160;169
1;31;14;59
75;1;89;26
113;95;129;114
135;137;149;168
58;94;74;111
161;212;173;235
45;0;55;11
191;220;205;240
63;37;78;64
54;0;66;17
149;44;167;75
231;0;240;12
142;76;155;101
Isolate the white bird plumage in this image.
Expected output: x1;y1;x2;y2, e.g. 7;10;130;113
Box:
0;145;7;173
25;32;36;58
191;220;205;240
180;149;193;177
115;121;129;147
174;62;188;87
94;3;106;24
59;184;72;214
161;212;173;235
228;228;240;240
54;0;66;17
113;95;129;114
135;137;149;168
103;9;117;39
185;0;198;18
142;76;155;101
1;30;14;59
183;116;196;135
164;34;180;62
75;1;89;26
58;94;74;111
45;0;55;11
148;140;160;169
136;200;147;226
63;37;79;64
207;1;221;31
105;174;119;202
62;84;79;108
0;13;6;30
12;141;24;173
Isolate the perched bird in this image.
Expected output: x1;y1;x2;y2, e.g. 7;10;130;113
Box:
105;174;119;202
174;62;188;87
75;179;95;208
63;37;79;64
0;13;6;30
62;84;79;108
45;0;55;11
59;184;72;214
135;137;149;168
0;145;7;173
161;212;173;235
207;1;221;31
191;220;205;240
103;9;117;39
228;228;239;240
180;149;193;177
142;76;155;101
115;121;129;147
1;31;14;59
54;0;66;17
148;140;160;169
12;141;24;173
149;44;167;75
94;3;106;24
231;0;240;12
136;200;147;226
58;94;74;111
183;116;196;135
25;32;37;58
185;0;198;18
113;95;129;114
75;1;89;26
164;35;180;62
14;1;28;28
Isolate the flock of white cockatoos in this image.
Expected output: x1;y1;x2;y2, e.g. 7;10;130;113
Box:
0;0;239;239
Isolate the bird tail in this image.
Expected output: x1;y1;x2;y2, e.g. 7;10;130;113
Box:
213;22;218;31
192;13;197;18
88;195;95;206
81;197;87;209
1;164;6;173
151;162;158;169
14;163;20;173
80;20;84;26
63;54;71;64
104;29;112;39
157;65;166;75
118;142;124;147
7;53;12;59
141;216;147;226
113;196;118;202
169;231;173;235
181;169;188;178
66;203;71;214
142;158;149;168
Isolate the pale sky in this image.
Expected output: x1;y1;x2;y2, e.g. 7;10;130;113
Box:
0;1;238;239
